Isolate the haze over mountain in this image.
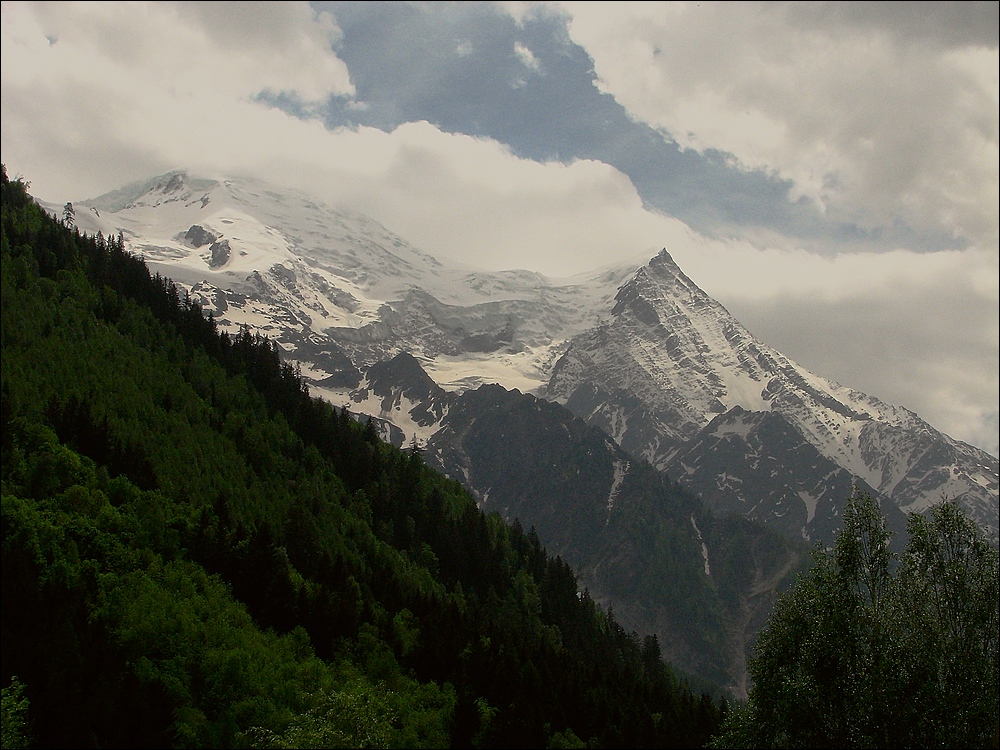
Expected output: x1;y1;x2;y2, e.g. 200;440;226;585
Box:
63;170;637;396
56;170;998;547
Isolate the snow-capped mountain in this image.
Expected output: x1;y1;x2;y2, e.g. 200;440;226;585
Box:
45;169;998;694
61;170;634;398
53;171;999;544
543;249;999;540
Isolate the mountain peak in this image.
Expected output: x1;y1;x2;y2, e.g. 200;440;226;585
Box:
85;170;220;212
366;351;443;399
643;247;705;294
649;246;677;268
611;246;722;326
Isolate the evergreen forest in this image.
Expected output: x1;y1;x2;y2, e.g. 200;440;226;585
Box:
0;164;728;748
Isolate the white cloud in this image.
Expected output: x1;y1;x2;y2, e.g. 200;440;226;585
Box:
5;1;352;102
0;1;673;276
259;121;672;276
1;0;354;198
514;41;541;71
555;1;999;249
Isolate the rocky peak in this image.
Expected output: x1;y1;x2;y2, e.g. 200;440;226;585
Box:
366;351;445;404
547;248;998;542
183;224;218;248
161;172;186;194
613;248;729;325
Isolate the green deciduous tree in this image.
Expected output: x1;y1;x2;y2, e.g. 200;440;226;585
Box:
1;675;32;749
710;491;999;749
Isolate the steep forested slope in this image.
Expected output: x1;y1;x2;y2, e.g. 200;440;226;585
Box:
0;166;724;748
422;379;808;695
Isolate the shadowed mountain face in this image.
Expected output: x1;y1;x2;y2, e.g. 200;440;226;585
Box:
283;351;803;695
668;406;909;545
418;379;808;697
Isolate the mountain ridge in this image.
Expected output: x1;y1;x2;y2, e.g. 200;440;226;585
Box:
52;169;998;543
544;247;998;540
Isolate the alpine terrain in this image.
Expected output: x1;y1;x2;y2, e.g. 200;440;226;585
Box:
47;170;999;693
543;249;998;544
57;170;998;542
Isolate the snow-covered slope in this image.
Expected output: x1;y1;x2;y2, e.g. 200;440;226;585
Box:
543;249;999;539
61;170;632;398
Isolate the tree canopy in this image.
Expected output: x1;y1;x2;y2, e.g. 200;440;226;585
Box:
710;491;999;749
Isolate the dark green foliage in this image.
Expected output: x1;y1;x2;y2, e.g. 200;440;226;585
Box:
1;165;723;748
1;675;32;749
709;491;1000;749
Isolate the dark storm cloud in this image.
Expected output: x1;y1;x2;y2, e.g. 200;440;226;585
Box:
307;4;794;239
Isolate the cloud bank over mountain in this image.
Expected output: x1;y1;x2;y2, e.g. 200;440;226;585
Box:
2;0;996;456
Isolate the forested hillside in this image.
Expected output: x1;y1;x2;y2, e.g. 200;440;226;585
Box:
0;165;725;748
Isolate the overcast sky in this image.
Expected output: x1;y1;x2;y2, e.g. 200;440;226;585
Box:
2;1;997;457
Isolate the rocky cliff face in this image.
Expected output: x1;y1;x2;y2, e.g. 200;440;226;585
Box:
544;250;998;542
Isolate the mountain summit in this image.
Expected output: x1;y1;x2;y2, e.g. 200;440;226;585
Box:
545;249;998;540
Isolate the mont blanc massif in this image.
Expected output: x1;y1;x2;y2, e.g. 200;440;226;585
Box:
53;170;999;696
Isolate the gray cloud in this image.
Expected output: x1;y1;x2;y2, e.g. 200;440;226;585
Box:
786;1;999;50
557;1;998;252
316;2;868;249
